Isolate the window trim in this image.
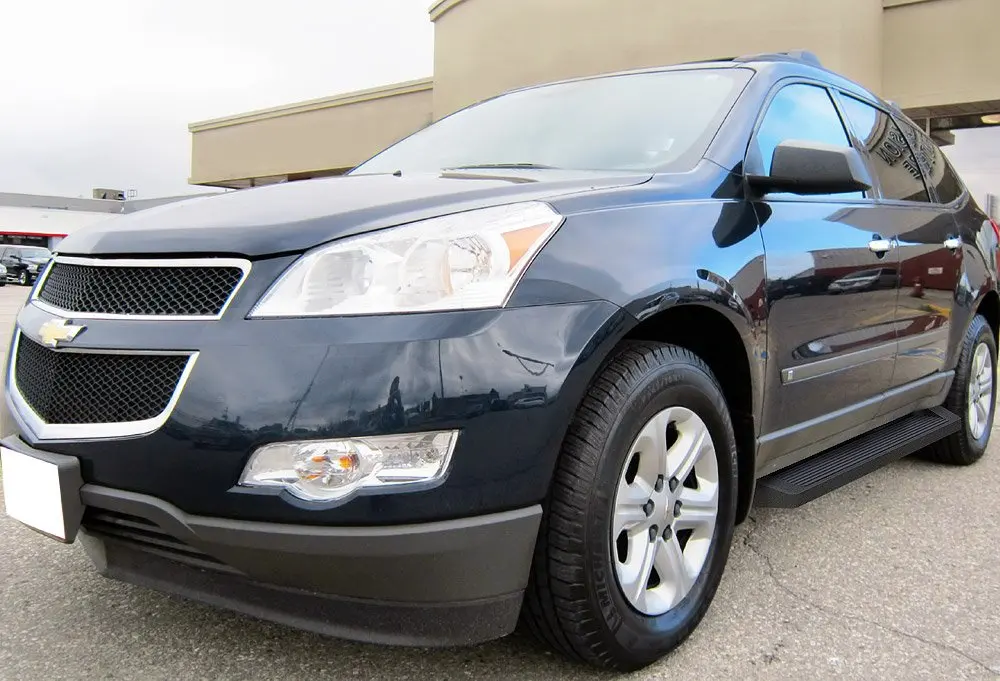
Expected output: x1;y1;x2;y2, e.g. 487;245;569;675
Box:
827;89;886;201
744;76;876;205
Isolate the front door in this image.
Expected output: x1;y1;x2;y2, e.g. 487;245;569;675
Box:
749;82;899;468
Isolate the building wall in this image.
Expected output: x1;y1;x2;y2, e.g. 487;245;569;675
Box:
189;80;434;188
430;0;884;119
883;0;1000;112
0;193;216;251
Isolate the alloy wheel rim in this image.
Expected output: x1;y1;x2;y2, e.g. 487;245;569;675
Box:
611;406;719;616
968;342;993;440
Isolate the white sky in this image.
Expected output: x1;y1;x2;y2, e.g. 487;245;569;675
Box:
0;0;996;206
0;0;434;198
946;128;1000;208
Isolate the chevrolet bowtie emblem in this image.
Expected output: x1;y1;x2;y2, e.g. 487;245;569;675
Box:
38;319;86;348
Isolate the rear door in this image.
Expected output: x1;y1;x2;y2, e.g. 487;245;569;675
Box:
836;96;959;411
751;82;899;464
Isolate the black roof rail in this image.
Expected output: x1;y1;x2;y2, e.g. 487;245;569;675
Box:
732;50;824;67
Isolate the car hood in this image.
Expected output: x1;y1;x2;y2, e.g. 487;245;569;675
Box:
57;170;653;257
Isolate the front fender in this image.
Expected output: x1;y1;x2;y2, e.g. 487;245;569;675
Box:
510;197;767;413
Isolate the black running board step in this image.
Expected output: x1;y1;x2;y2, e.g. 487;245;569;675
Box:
755;406;961;508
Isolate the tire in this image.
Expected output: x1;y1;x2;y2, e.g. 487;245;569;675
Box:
921;314;996;465
521;341;738;671
17;271;28;286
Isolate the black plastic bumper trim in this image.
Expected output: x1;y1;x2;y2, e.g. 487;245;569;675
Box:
79;531;524;647
79;484;542;604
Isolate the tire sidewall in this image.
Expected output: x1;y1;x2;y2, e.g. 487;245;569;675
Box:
584;361;737;664
961;320;997;453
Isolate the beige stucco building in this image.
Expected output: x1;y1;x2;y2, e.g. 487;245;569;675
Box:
188;0;1000;190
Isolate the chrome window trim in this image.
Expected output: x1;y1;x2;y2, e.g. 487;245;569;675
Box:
6;331;199;441
31;256;252;321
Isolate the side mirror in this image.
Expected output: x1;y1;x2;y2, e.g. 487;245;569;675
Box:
747;140;872;196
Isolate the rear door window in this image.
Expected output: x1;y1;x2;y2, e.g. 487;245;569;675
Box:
894;118;965;204
838;96;932;203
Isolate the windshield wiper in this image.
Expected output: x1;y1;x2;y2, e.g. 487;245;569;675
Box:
447;163;560;170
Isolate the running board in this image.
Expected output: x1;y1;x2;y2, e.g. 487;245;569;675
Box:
755;407;961;508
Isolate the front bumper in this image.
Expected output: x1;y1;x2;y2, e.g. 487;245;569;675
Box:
4;436;541;645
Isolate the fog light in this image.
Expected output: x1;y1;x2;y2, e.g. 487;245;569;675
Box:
238;431;458;502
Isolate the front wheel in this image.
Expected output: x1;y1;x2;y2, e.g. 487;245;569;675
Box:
921;314;996;465
521;342;738;671
17;271;28;286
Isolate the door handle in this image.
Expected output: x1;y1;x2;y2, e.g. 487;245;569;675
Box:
944;237;961;250
868;238;892;254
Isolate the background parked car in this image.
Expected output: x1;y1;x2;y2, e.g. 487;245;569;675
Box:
0;245;52;286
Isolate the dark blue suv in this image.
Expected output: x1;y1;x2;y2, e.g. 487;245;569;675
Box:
2;51;996;671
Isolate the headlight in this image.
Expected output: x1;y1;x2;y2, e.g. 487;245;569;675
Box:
250;202;562;317
27;264;37;272
238;431;458;502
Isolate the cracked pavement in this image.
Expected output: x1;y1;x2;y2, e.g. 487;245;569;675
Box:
0;285;998;680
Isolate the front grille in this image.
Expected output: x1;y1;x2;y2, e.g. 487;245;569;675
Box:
14;334;188;424
81;508;231;572
38;261;245;317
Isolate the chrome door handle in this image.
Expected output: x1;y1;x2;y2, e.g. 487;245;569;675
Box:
868;238;892;254
944;237;961;250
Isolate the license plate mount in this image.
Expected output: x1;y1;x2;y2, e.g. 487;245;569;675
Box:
1;443;83;543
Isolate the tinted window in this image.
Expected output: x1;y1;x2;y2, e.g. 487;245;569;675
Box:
752;83;863;199
895;119;965;204
353;69;752;174
14;247;50;258
839;96;931;203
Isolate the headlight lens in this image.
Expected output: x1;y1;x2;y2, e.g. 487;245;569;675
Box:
249;202;562;317
238;431;458;502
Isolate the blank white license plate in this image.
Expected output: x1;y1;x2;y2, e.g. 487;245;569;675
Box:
1;446;69;540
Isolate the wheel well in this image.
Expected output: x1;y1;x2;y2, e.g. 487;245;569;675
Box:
976;290;999;342
624;305;756;524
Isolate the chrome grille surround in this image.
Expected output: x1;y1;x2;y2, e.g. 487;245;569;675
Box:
31;256;251;321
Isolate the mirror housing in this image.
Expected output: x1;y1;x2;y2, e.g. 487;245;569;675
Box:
747;140;872;196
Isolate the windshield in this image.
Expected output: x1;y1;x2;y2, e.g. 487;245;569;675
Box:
352;68;751;175
14;248;50;258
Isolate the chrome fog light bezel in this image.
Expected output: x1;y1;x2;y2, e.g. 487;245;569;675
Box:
237;430;459;503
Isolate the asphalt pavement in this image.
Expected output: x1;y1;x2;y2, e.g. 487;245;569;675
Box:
0;284;998;680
